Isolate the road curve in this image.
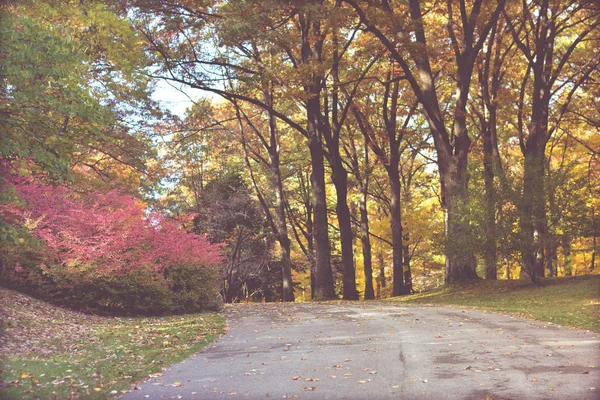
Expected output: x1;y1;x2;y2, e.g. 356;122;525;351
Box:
121;302;600;400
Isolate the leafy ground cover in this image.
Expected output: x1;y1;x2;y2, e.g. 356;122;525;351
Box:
388;275;600;332
0;288;225;399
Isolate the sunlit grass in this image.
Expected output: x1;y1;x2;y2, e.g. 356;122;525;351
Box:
388;275;600;332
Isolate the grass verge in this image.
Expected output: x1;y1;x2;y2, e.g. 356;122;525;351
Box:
0;288;225;399
387;275;600;332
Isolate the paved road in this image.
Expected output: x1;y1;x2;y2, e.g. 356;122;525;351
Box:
122;302;600;400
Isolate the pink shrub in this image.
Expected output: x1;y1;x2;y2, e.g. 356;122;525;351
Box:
0;174;224;314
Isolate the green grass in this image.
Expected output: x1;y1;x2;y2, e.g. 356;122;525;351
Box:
388;275;600;332
0;288;225;400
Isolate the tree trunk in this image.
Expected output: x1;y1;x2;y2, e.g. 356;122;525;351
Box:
482;118;497;280
403;233;412;293
388;167;407;295
520;146;545;282
545;234;558;277
331;158;359;300
265;90;295;302
308;97;336;300
360;187;375;300
377;251;385;297
442;156;479;283
306;196;316;299
591;236;597;271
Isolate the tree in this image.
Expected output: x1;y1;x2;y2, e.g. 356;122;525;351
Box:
504;0;599;281
194;172;278;302
230;98;296;302
352;65;418;295
344;0;506;283
0;0;155;180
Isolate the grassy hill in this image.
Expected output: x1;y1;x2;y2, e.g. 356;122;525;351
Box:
0;288;225;400
388;275;600;332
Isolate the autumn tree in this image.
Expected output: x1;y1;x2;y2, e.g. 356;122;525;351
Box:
503;0;600;281
344;0;506;283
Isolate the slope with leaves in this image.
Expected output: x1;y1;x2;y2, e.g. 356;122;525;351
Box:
0;287;225;400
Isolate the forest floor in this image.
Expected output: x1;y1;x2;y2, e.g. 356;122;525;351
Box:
0;288;225;400
390;275;600;332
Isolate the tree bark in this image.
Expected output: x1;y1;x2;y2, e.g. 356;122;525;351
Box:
388;167;407;295
545;235;557;277
300;7;336;300
360;190;375;299
591;236;597;272
308;108;336;299
482;117;497;280
442;154;479;283
403;232;412;293
272;155;295;301
330;156;359;300
377;251;386;298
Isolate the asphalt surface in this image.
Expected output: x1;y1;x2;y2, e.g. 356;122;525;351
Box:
121;302;600;400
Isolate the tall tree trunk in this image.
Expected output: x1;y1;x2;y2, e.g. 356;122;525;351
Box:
308;99;335;299
327;25;358;300
307;200;316;299
441;155;479;283
300;8;336;300
377;251;386;297
591;236;597;272
482;117;497;280
520;127;547;283
545;234;558;277
276;208;294;301
388;168;407;295
331;157;359;300
265;92;295;302
351;135;374;300
360;185;375;300
403;232;412;293
360;200;375;300
520;151;539;281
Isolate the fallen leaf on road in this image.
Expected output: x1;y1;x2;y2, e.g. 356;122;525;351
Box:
292;376;301;380
303;387;317;391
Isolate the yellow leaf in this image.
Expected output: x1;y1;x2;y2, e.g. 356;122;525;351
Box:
173;382;182;387
21;373;29;379
94;388;101;392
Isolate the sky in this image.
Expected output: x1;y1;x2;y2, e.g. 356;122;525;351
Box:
151;78;205;117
